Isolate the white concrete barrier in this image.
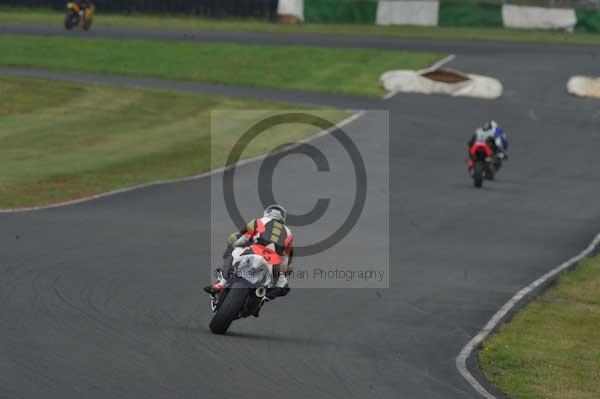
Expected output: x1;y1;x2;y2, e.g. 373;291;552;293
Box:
376;0;439;26
277;0;304;21
380;69;503;100
502;5;576;31
567;76;600;99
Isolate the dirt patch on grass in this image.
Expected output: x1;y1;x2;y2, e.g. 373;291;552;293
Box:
421;69;469;84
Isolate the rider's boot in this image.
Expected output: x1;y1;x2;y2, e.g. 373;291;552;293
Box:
203;282;224;296
204;268;226;296
467;158;474;174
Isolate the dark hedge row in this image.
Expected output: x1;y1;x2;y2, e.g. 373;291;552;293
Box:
0;0;278;18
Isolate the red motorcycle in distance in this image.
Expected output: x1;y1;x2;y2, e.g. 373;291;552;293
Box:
467;141;495;188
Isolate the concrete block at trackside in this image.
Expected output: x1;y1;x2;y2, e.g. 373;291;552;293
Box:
567;76;600;99
502;5;576;31
380;68;502;100
278;0;304;22
376;1;439;26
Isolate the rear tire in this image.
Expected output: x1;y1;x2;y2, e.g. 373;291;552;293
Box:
209;279;252;335
83;19;92;31
473;161;484;188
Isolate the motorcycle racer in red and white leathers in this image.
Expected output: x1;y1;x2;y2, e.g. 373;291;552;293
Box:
204;205;294;301
468;121;509;159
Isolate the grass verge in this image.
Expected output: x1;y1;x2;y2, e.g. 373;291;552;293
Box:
0;7;600;46
0;75;349;208
479;254;600;399
0;35;440;97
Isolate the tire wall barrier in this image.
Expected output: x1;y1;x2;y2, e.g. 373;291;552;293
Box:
502;4;577;31
304;0;377;24
438;2;502;27
299;0;599;31
2;0;600;32
376;1;439;26
278;0;304;20
576;10;600;32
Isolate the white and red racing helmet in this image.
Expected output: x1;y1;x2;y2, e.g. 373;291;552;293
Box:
264;204;287;223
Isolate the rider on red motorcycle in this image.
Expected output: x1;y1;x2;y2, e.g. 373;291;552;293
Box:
468;121;508;159
204;205;294;301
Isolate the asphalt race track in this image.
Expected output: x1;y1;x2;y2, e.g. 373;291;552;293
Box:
1;24;600;399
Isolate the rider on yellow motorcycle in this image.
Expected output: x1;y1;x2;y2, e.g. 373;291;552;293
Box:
65;0;95;30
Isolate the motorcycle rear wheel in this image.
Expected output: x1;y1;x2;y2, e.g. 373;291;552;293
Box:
209;279;252;335
473;161;484;188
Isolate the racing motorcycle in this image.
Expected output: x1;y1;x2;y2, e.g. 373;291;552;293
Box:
209;244;280;335
467;141;495;188
64;2;95;31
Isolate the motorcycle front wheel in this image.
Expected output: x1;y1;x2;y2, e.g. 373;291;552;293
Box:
64;13;77;30
209;278;252;335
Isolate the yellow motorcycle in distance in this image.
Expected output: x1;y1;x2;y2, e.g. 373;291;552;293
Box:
64;2;95;31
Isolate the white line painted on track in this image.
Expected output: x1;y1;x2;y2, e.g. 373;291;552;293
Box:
383;90;399;100
0;111;367;214
528;109;539;121
456;232;600;399
428;54;457;72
